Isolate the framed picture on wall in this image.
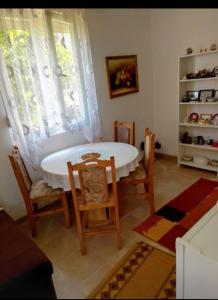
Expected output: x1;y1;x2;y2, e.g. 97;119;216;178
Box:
106;55;139;98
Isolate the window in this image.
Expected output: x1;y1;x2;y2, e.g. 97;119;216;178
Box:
0;9;101;168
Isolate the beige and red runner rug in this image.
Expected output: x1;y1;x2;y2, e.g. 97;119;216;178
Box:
87;241;175;299
134;178;218;252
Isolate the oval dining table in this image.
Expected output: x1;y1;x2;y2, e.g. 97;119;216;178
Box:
40;141;140;222
40;141;140;191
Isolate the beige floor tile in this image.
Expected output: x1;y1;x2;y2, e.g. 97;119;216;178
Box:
81;262;114;295
39;229;80;264
83;233;129;262
52;266;85;299
119;214;147;243
106;235;143;266
54;247;106;284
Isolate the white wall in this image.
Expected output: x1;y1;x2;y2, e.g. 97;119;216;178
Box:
39;132;88;163
0;100;25;219
149;9;218;155
86;9;154;149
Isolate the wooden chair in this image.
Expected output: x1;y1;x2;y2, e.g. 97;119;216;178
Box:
9;146;71;237
118;128;155;215
114;120;135;146
67;156;122;255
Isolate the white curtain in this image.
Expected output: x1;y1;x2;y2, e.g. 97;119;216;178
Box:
0;8;101;174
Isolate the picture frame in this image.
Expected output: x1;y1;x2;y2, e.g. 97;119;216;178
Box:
214;90;218;98
199;113;213;122
205;90;218;102
199;89;214;102
186;90;199;102
106;55;139;98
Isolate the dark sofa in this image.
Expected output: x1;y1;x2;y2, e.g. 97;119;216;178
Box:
0;210;57;299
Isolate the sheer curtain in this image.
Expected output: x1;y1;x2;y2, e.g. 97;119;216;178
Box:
0;8;101;175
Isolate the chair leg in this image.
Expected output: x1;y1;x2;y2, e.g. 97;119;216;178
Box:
114;207;122;250
28;214;37;237
148;192;155;215
145;182;155;215
74;210;87;255
108;207;114;222
82;211;88;229
61;192;71;228
117;183;122;217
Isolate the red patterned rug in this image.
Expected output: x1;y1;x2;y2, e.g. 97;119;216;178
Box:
134;178;218;252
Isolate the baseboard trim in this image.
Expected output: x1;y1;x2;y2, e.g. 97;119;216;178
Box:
155;152;177;162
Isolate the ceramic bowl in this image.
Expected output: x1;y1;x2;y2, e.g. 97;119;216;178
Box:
182;155;193;162
193;156;208;166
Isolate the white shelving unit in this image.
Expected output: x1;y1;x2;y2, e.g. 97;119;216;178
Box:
176;202;218;299
178;50;218;175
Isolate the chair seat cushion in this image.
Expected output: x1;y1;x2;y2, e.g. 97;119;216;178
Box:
29;180;63;199
121;165;147;182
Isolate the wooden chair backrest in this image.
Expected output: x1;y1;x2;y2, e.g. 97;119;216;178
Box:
8;146;32;201
143;128;155;179
114;121;135;146
67;156;118;209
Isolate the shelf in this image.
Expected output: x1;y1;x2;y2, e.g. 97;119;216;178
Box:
179;49;218;59
179;77;218;83
179;102;218;105
179;160;218;173
178;50;218;175
179;122;218;128
179;143;218;151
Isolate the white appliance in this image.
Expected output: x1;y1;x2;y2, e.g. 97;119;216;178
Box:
176;201;218;299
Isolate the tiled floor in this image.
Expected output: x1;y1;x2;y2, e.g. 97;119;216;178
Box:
20;156;218;299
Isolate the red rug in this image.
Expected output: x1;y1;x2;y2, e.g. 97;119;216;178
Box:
133;178;218;252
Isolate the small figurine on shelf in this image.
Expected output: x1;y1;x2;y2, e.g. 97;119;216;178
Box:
181;93;189;102
206;69;214;77
210;43;216;51
198;69;207;78
205;48;207;52
204;136;214;145
183;116;189;122
193;136;205;145
181;132;192;144
200;48;203;53
213;66;218;77
186;72;195;79
186;47;193;55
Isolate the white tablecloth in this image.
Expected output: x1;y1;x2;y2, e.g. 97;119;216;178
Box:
40;142;140;191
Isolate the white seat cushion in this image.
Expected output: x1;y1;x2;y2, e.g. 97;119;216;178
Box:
121;165;146;182
29;180;63;199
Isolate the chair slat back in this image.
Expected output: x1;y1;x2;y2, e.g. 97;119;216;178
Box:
9;146;32;194
114;121;135;146
144;128;155;178
68;157;117;208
